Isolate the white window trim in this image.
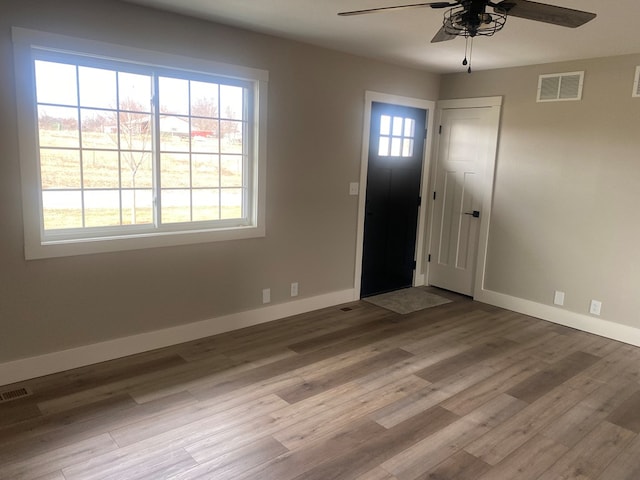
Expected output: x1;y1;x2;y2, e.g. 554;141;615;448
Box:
12;27;268;259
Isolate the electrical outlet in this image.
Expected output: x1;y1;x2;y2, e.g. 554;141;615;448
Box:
290;282;299;297
262;288;271;304
349;182;359;196
589;299;602;316
553;290;565;306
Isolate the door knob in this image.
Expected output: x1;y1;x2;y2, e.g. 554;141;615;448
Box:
464;210;480;218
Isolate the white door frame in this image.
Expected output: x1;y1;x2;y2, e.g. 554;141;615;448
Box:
425;96;502;298
353;91;436;300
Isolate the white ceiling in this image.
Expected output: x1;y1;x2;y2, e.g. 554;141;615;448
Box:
122;0;640;74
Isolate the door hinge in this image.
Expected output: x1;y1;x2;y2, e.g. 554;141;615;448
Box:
439;125;442;134
412;260;417;270
424;128;428;139
428;254;431;263
417;196;422;207
433;191;436;200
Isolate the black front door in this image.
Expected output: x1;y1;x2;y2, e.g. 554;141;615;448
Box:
360;102;426;298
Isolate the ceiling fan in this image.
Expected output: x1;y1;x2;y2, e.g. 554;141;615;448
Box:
338;1;596;71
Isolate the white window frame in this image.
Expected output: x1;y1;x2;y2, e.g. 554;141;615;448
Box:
12;27;268;259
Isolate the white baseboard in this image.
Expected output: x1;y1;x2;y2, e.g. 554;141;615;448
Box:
475;288;640;348
0;288;355;387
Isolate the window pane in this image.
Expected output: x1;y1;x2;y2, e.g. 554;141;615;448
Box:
159;77;189;115
220;121;243;153
192;154;219;188
220;85;243;120
81;109;117;149
380;115;391;136
191;118;219;153
390;137;402;156
119;72;151;113
161;153;190;188
42;191;82;230
192;189;219;221
40;149;81;189
121;151;152;188
161;189;191;223
84;190;121;227
79;66;116;109
404;118;415;138
38;105;79;148
122;189;153;225
221;155;243;187
160;116;190;152
83;150;119;188
191;81;218;118
378;136;390;156
221;188;243;219
119;112;152;151
392;116;403;136
402;139;414;157
35;60;77;106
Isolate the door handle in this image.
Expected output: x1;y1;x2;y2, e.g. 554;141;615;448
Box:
464;210;480;218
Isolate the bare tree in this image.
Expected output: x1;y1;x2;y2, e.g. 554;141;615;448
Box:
109;98;151;224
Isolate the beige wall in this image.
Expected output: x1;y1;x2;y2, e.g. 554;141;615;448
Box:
441;54;640;329
0;0;440;363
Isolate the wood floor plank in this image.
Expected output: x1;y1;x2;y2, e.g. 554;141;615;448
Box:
275;348;413;404
371;362;497;429
464;381;599;465
506;351;600;403
288;406;459;480
273;376;429;450
354;467;399;480
596;432;640;480
178;437;288;480
536;421;636;480
231;418;386;480
541;380;639;448
382;393;524;480
421;450;491;480
0;433;119;480
415;338;518;383
441;357;539;415
109;393;288;448
475;433;569;480
62;443;197;480
606;389;640;433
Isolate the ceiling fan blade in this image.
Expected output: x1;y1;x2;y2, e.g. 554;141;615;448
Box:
338;2;456;17
431;26;457;43
494;0;596;28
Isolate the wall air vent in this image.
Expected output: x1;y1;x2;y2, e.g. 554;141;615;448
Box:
537;71;584;102
633;66;640;98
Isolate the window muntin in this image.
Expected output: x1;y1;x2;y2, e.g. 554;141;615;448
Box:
378;114;416;158
33;53;254;241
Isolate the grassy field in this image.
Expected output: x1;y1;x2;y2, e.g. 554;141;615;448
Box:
39;129;244;230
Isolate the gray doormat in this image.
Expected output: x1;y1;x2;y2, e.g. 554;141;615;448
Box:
364;287;451;314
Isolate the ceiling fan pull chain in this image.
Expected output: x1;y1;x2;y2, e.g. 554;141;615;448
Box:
467;36;473;74
462;36;468;66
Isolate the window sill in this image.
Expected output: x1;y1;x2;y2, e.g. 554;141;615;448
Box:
25;223;265;259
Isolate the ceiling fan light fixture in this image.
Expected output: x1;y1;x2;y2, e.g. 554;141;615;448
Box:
443;5;506;37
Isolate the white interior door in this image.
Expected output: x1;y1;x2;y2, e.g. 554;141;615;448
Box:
428;101;500;296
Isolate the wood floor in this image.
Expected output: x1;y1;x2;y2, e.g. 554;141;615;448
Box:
2;288;640;480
